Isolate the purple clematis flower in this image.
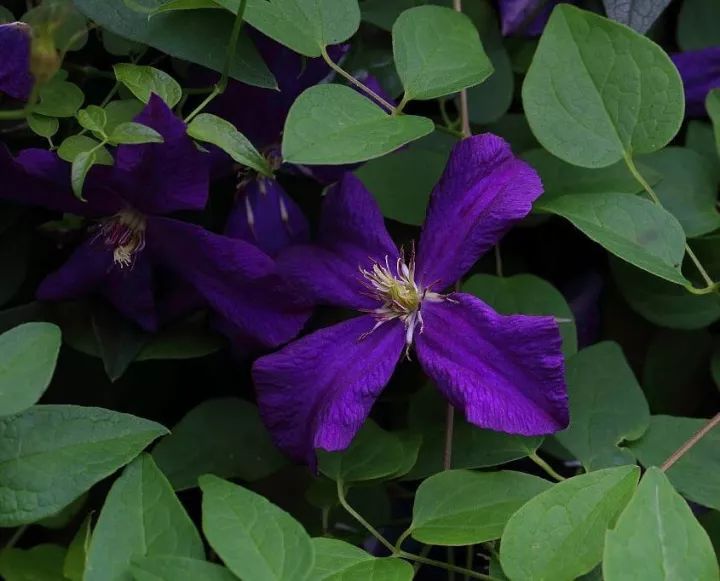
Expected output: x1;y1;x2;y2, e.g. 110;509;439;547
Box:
0;22;34;100
0;95;309;347
671;47;720;117
497;0;564;36
253;134;569;464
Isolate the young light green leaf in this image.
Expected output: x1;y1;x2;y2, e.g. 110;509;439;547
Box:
85;454;204;581
131;556;238;581
28;114;59;138
523;5;684;168
104;99;144;133
77;105;108;135
200;475;314;581
109;121;164;145
409;470;552;546
152;398;287;490
604;468;719;581
555;342;650;471
500;466;640;581
0;323;61;416
71;150;99;200
187;113;272;176
151;0;222;15
537;192;688;285
393;5;492;101
113;63;183;108
0;405;167;526
0;544;66;581
629;415;720;510
282;84;434;164
707;89;720;157
63;515;92;581
58;135;114;164
34;76;85;118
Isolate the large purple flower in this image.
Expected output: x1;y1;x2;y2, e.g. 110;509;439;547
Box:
0;22;33;100
0;95;309;347
253;134;569;464
672;47;720;117
498;0;564;36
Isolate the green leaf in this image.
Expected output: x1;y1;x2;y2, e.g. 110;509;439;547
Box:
0;323;61;416
131;556;238;581
71;150;99;200
361;0;416;30
601;0;671;33
713;344;720;390
318;420;405;483
109;121;164;145
28;114;59;138
282;84;433;165
104;99;144;133
0;6;14;22
57;135;113;164
611;258;720;330
522;5;684;168
34;76;85;118
152;398;287;490
91;303;150;382
500;466;640;581
217;0;360;57
392;5;492;101
555;342;650;471
102;30;145;57
151;0;222;15
37;493;87;529
324;559;414;580
628;415;720;510
0;405;167;526
637;147;720;238
113;64;183;108
73;0;275;88
604;468;719;580
187;113;272;176
409;470;551;546
354;131;456;225
85;454;204;581
77;105;108;135
63;515;92;581
135;323;223;361
677;0;720;50
200;475;315;581
0;544;66;581
463;274;577;357
537;192;688;285
707;89;720;157
310;538;372;580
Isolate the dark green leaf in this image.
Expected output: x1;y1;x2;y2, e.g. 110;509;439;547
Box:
0;544;65;581
677;0;720;50
151;0;222;15
131;556;238;581
91;303;150;382
310;538;372;580
113;64;183;108
109;121;164;145
102;30;145;56
707;89;720;157
135;323;223;361
361;0;416;30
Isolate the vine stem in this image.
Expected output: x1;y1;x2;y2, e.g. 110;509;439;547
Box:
624;154;718;294
319;46;396;114
453;0;471;138
661;412;720;472
529;452;566;482
443;403;455;470
336;479;396;554
5;525;27;549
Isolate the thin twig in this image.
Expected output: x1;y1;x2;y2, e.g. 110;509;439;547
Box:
529;452;566;482
661;412;720;472
453;0;471;138
443;403;455;470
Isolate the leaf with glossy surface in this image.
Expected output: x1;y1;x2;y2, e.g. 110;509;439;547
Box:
555;342;650;471
410;470;551;545
85;454;204;581
537;192;688;285
152;398;286;490
629;415;720;510
602;0;671;33
523;5;684;168
0;405;167;526
282;84;433;165
500;466;640;581
393;5;492;101
131;556;238;581
200;475;314;581
113;64;183;108
0;323;61;416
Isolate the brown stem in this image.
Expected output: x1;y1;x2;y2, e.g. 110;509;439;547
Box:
443;403;455;470
453;0;471;138
661;412;720;472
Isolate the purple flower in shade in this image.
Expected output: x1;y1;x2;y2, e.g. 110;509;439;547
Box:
0;22;34;100
671;47;720;117
0;95;310;347
497;0;563;36
252;134;569;464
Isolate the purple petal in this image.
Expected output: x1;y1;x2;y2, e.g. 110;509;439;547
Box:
147;217;310;348
498;0;562;36
416;293;568;435
0;147;123;217
0;22;33;100
37;238;158;331
225;178;309;257
276;173;398;309
415;134;543;291
110;95;209;215
253;315;405;464
671;47;720;117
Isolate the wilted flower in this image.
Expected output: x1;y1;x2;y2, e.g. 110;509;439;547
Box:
671;46;720;117
0;22;34;100
253;134;569;464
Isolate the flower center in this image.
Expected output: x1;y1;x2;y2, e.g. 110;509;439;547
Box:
97;209;147;268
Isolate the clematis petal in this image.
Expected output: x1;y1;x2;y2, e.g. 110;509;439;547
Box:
147;217;310;348
277;173;399;309
415;134;543;292
415;293;568;435
110;95;209;215
671;47;720;117
0;22;33;100
497;0;562;36
36;238;158;331
225;178;309;257
253;315;405;464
